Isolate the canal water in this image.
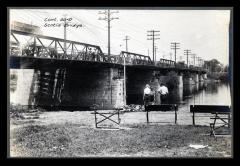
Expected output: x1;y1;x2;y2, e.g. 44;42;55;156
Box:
122;82;232;126
160;82;232;126
127;81;232;108
167;82;232;107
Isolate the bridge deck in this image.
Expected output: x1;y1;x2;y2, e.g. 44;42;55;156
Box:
10;55;206;74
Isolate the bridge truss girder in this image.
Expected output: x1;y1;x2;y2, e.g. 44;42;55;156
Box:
10;30;115;63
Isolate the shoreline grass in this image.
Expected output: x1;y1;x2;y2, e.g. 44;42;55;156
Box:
10;121;231;158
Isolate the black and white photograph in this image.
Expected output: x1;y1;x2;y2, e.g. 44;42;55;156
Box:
8;8;232;158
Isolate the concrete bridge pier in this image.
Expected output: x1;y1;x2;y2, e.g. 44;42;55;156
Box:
157;71;183;88
61;67;124;110
199;74;204;82
10;67;125;110
158;75;183;88
10;69;35;106
183;72;199;85
182;72;189;85
183;77;194;85
193;73;199;83
203;73;207;79
177;75;183;89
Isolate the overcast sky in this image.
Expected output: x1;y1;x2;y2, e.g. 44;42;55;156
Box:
10;9;230;65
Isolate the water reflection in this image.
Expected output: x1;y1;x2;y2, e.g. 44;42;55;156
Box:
169;82;231;106
204;82;219;94
127;82;231;107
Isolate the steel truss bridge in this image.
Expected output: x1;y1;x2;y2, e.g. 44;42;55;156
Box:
10;30;206;73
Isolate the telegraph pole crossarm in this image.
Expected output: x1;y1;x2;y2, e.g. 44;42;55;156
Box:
147;30;160;62
170;42;180;65
98;10;119;56
191;53;196;67
123;36;130;52
184;49;191;68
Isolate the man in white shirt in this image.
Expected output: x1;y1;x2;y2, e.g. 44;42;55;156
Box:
144;84;151;95
157;83;169;103
143;84;154;105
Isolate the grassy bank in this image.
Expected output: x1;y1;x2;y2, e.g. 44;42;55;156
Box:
10;122;231;157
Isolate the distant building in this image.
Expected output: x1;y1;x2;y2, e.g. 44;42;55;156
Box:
10;21;42;35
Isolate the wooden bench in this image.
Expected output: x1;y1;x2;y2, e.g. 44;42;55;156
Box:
90;108;123;129
190;105;231;136
144;104;178;124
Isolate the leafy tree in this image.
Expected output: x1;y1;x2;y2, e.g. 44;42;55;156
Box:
204;59;224;73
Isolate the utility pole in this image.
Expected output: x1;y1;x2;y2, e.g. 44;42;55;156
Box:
63;14;67;58
170;42;180;64
147;30;160;62
99;10;119;56
197;57;201;67
192;53;196;67
123;35;130;52
200;59;204;67
123;56;126;106
154;46;158;61
184;49;191;67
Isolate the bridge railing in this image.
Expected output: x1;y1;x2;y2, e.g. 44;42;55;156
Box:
119;51;153;65
156;59;176;68
10;30;114;63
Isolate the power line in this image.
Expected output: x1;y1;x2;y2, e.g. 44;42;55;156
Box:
98;10;119;56
15;10;149;55
147;30;160;62
170;42;180;63
70;13;107;32
131;37;150;48
120;17;147;34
